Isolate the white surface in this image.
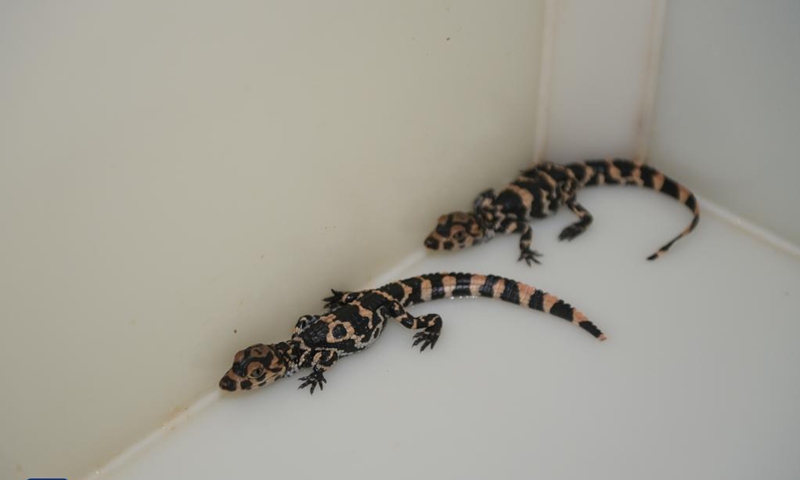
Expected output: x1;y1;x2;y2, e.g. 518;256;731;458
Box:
96;189;800;480
0;2;545;477
652;0;800;244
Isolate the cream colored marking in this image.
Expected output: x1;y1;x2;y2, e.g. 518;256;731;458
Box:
573;310;588;324
606;160;623;182
596;173;606;185
442;275;456;297
678;185;691;203
507;184;534;209
420;277;432;302
536;170;558;189
364;302;384;329
452;212;471;222
491;278;506;299
357;305;374;320
542;293;558;312
563;166;578;182
376;290;393;301
333;320;357;342
582;165;595;185
629;166;644;186
652;172;665;191
538;188;551;212
401;283;413;304
518;284;535;306
429;232;447;243
469;275;484;297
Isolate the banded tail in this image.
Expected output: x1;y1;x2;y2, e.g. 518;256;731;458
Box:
326;272;606;341
567;158;700;260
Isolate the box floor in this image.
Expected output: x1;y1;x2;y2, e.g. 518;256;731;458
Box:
99;188;800;480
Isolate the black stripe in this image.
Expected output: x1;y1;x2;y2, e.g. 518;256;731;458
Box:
358;292;387;311
685;195;697;211
612;159;635;177
453;273;473;297
514;177;542;199
549;300;574;321
579;321;604;339
640;165;655;188
401;277;423;304
500;280;521;304
519;167;538;180
429;274;445;300
660;177;680;199
566;163;590;183
381;282;405;302
495;189;526;211
528;289;544;311
584;159;608;170
479;275;500;298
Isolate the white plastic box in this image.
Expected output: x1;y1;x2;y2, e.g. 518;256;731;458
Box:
1;1;798;479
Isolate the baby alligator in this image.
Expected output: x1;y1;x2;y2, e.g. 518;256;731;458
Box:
424;158;699;265
219;272;606;394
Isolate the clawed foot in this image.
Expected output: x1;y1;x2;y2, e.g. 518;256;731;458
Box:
413;327;441;352
558;225;585;242
518;249;543;266
322;289;347;312
298;370;327;394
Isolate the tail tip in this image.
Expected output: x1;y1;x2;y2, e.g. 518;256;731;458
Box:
647;250;665;261
598;334;608;342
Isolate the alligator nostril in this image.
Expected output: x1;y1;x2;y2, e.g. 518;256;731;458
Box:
424;237;439;249
219;376;237;391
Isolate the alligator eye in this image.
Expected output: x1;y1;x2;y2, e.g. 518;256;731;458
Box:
345;293;358;303
249;366;265;379
453;231;467;242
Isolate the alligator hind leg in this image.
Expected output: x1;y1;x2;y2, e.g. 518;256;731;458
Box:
386;300;443;351
517;223;543;265
322;289;362;311
558;200;594;241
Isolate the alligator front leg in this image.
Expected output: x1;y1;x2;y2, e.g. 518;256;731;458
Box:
297;350;339;394
499;218;542;266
